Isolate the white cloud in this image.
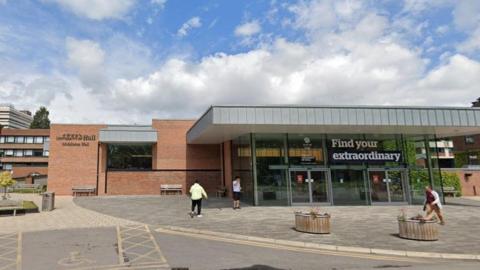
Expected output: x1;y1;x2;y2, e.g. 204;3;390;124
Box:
47;0;136;20
452;0;480;31
235;21;261;37
177;17;202;37
151;0;166;9
65;37;106;90
435;25;449;35
457;27;480;53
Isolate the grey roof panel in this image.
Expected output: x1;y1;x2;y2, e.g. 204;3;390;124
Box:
186;105;480;144
100;125;157;143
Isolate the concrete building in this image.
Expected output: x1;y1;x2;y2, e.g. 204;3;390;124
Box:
0;128;49;184
44;105;480;206
0;104;33;129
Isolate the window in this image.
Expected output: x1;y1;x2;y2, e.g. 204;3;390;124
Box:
44;137;50;142
24;150;33;156
107;144;153;170
0;136;4;143
5;150;13;156
33;150;44;157
0;150;3;157
25;137;34;144
34;137;44;144
43;150;49;157
15;136;25;143
465;136;475;144
14;150;23;157
6;136;14;143
4;164;12;170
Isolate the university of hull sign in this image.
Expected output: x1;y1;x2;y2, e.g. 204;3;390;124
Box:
56;133;96;147
329;139;402;164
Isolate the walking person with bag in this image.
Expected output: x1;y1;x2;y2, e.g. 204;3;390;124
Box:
189;180;208;218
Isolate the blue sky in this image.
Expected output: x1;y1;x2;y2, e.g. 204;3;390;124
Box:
0;0;479;123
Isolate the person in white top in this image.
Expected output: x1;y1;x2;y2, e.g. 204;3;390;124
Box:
423;185;445;225
232;176;241;209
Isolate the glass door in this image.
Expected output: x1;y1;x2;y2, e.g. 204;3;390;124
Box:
369;169;407;204
290;170;310;204
289;169;330;204
310;170;329;203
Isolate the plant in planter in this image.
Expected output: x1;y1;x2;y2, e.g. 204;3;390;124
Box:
294;208;331;234
397;210;438;241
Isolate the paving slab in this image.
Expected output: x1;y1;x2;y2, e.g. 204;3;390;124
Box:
75;195;480;255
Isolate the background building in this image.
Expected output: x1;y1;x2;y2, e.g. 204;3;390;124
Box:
0;128;50;184
0;104;33;129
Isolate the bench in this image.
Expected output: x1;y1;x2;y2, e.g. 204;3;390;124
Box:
160;184;182;195
11;183;42;194
72;186;96;196
0;201;22;216
216;186;227;198
443;186;457;197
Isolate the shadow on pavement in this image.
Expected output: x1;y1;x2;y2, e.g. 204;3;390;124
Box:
222;265;287;270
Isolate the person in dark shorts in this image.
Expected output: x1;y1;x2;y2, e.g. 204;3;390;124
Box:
232;176;241;209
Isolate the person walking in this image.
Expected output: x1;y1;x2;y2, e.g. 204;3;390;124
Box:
189;180;208;218
423;185;445;225
232;176;241;209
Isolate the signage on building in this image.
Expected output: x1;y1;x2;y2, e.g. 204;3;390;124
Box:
300;137;316;164
296;174;304;184
329;139;402;163
56;133;96;147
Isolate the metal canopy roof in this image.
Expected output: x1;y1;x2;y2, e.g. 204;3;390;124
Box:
99;125;157;143
187;105;480;144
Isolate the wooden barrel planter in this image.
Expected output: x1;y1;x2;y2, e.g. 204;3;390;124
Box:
294;212;330;234
398;219;438;241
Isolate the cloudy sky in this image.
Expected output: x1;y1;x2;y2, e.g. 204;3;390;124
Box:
0;0;479;124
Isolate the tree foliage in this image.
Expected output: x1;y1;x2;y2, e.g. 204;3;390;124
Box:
30;106;50;129
0;171;16;199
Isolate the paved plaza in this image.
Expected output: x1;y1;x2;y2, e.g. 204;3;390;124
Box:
74;195;480;255
0;194;139;233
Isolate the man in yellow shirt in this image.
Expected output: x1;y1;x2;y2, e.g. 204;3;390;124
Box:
189;180;208;218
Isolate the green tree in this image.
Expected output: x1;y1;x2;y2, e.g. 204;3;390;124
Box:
472;97;480;107
0;171;16;200
30;107;51;129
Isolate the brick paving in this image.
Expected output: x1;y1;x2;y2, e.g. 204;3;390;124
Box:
74;195;480;255
0;194;139;233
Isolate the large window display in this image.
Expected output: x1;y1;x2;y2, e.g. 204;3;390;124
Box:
107;144;153;170
231;132;441;206
231;135;254;205
255;134;288;206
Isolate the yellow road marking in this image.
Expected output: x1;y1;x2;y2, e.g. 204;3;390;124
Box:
16;232;21;270
155;227;429;264
116;226;124;265
144;225;167;263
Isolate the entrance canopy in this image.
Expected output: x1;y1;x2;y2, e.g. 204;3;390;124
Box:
187;105;480;144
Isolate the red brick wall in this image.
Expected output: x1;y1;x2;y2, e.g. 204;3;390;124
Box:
48;124;105;195
11;166;48;179
47;120;222;196
452;135;480;152
107;170;221;195
451;169;480;196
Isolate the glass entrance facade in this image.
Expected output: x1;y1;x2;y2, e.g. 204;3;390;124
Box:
232;133;444;206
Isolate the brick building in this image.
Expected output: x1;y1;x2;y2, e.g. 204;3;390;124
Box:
0;128;49;184
45;105;480;205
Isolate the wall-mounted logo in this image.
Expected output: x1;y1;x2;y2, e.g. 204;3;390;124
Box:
56;133;96;147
